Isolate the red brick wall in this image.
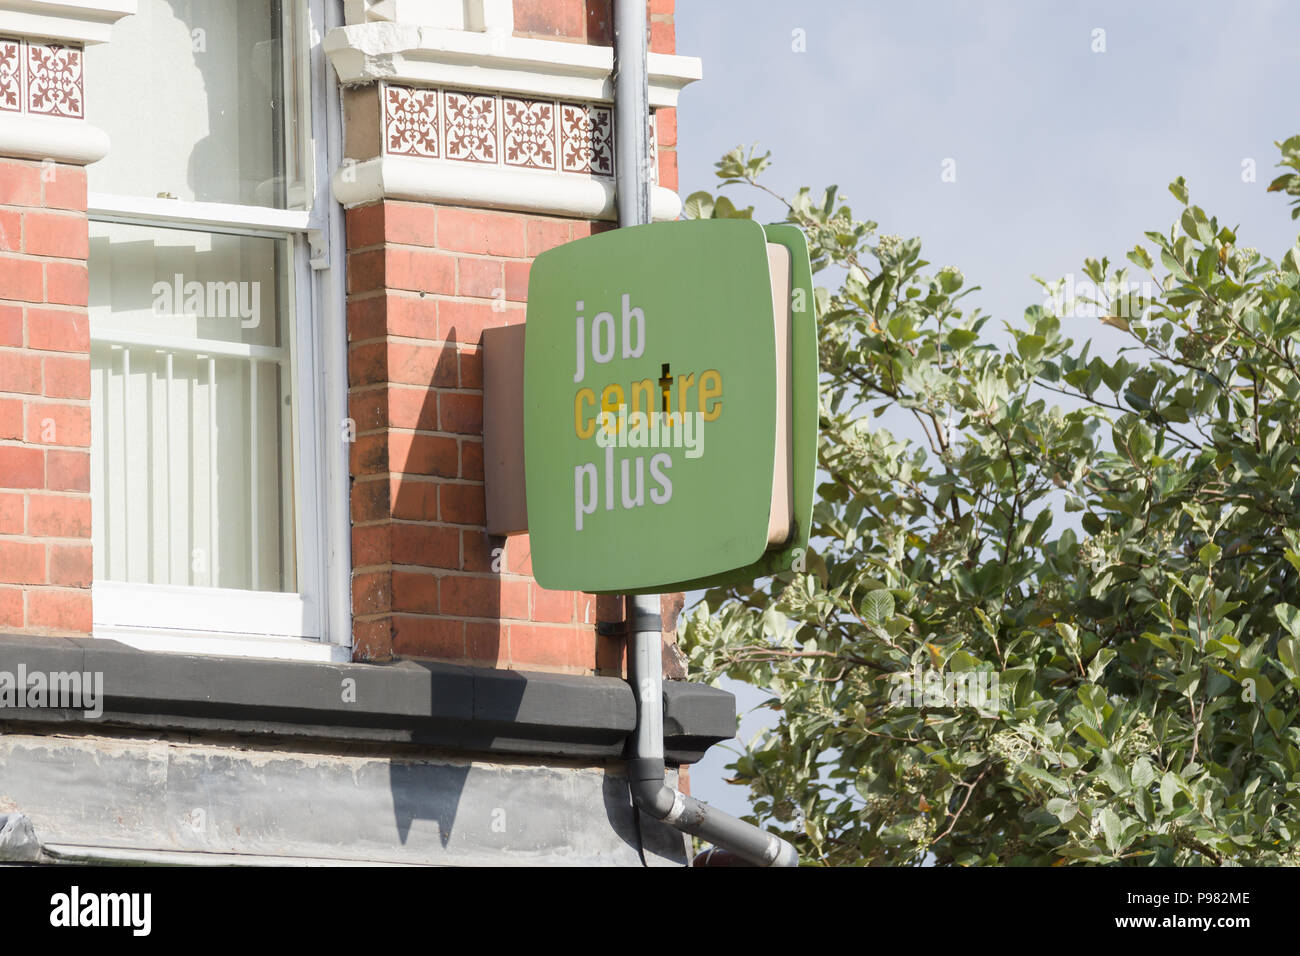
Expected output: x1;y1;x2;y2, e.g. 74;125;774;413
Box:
0;159;92;635
345;201;629;673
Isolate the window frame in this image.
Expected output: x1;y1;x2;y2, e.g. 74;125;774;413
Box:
86;0;352;662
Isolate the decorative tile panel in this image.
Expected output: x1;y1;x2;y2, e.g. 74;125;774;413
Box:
26;41;83;119
443;90;498;163
383;85;439;157
377;83;655;185
0;38;20;113
502;97;555;170
558;103;613;176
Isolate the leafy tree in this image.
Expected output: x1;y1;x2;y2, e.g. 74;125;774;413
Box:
679;137;1300;866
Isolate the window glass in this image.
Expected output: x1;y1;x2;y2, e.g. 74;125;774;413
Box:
85;0;306;208
89;222;297;593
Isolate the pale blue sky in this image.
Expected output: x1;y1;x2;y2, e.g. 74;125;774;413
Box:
674;0;1300;820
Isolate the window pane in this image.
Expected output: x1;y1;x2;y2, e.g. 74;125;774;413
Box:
85;0;306;208
89;221;297;593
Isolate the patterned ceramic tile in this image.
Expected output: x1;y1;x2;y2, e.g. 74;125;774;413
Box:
26;41;83;118
558;103;613;176
443;91;498;163
383;84;439;157
378;84;623;181
502;97;555;170
0;38;20;113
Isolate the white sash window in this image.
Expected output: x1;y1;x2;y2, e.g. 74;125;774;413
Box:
86;0;350;660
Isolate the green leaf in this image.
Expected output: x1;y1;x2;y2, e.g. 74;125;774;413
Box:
860;589;894;626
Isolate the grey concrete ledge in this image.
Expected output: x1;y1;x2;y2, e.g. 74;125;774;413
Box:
0;635;736;764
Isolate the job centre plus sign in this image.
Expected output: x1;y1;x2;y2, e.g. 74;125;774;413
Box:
523;219;817;594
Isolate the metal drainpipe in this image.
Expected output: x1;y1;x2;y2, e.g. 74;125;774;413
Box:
613;0;798;868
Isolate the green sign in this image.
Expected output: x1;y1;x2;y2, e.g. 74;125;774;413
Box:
523;219;816;593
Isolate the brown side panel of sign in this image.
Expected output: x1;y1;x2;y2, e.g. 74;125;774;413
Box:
483;323;529;535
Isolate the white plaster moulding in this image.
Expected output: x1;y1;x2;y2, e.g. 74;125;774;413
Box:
332;154;682;221
0;110;109;164
0;0;137;45
324;23;702;108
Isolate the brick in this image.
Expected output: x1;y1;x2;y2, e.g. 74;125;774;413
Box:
0;445;43;487
351;478;391;523
439;481;486;525
384;293;439;338
458;348;483;388
655;108;677;148
0;491;21;533
345;203;386;249
0;351;41;394
505;534;533;574
392;615;464;660
351;523;392;567
0;304;21;346
347;248;386;294
44;261;88;306
27;307;88;352
0;209;20;252
391;569;439;613
456;257;503;298
0;160;41;206
571;221;614;241
586;0;613;44
649;0;674;17
437;299;516;344
351;569;392;616
41;355;89;398
514;0;586;39
525;217;571;257
503;260;530;302
460;439;484;481
352;617;394;661
45;449;89;492
387;386;440;431
384;202;439;247
24;210;87;259
438;392;482;435
509;623;595;671
388;341;457;387
349;389;387;432
391;522;459;567
577;591;598;625
0;255;43;301
0;539;45;584
43;165;86;211
346;296;388;343
461;529;497;572
658;149;677;191
25;401;90;447
532;582;575;623
349;432;389;475
388;432;459;477
466;621;508;665
0;397;21;439
441;574;528;619
0;587;20;628
47;542;91;587
348;340;387;386
27;588;91;633
436;207;526;257
596;628;627;676
387;248;456;295
28;493;91;537
649;18;675;53
390;477;439;522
